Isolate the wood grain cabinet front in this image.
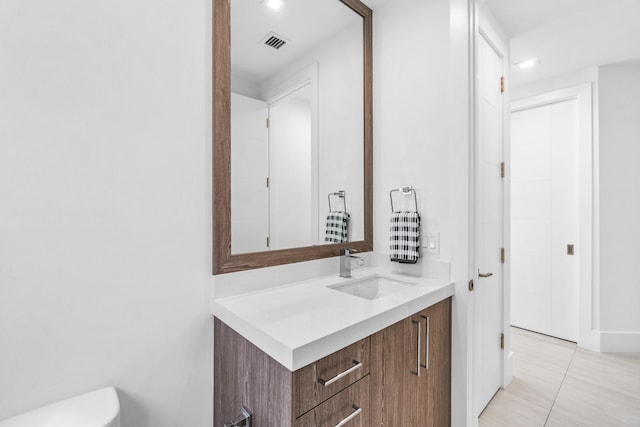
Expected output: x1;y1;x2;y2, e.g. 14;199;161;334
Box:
293;337;370;417
214;297;451;427
295;376;370;427
370;297;452;426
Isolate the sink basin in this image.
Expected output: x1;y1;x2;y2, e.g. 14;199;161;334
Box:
328;274;416;300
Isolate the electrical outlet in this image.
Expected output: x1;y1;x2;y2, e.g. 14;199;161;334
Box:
423;232;440;254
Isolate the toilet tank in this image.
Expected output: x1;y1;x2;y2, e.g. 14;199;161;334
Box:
0;387;120;427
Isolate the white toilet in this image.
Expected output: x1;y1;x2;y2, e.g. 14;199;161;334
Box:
0;387;120;427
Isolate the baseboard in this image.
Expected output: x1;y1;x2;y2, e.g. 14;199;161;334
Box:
504;351;514;388
599;331;640;352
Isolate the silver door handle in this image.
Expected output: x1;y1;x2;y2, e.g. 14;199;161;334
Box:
318;360;363;387
420;315;430;370
412;319;421;377
479;272;493;278
334;404;362;427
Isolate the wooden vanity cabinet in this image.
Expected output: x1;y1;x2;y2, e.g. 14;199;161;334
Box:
370;297;452;426
214;318;370;426
214;318;294;426
214;297;451;427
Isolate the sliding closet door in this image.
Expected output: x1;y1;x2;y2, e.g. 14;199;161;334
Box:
511;98;579;342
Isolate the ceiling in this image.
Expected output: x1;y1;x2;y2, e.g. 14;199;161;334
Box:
481;0;596;38
231;0;361;86
232;0;640;91
482;0;640;88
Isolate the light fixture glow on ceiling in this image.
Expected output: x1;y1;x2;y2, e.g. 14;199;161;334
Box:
516;57;541;70
264;0;284;10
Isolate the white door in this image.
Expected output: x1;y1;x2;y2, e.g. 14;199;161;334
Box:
511;99;579;342
475;35;504;415
268;84;313;250
230;93;269;254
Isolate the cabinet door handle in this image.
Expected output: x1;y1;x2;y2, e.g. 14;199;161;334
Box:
478;272;493;278
412;320;421;377
421;315;430;370
318;360;363;387
334;404;362;427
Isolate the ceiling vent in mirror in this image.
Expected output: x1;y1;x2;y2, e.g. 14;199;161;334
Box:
262;32;288;50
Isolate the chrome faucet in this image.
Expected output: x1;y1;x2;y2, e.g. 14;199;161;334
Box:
340;248;365;278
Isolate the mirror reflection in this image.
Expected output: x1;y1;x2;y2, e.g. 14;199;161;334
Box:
230;0;364;254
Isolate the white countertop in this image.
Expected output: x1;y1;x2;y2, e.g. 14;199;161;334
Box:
212;267;455;371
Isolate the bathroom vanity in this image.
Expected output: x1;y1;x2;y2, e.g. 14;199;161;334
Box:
212;269;454;426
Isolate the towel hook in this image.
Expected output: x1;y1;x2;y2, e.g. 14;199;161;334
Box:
390;186;418;213
328;190;347;212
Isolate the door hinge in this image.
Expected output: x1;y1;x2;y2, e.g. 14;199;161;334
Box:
266;236;270;248
500;162;505;178
266;117;270;128
501;248;505;264
500;76;505;93
266;177;270;188
468;279;474;291
500;333;505;349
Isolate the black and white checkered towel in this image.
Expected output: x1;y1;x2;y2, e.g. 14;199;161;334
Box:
389;211;421;263
325;211;350;243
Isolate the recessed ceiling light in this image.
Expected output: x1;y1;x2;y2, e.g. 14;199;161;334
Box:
264;0;284;10
515;57;541;70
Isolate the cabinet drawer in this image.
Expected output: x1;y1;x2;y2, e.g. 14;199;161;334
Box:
293;337;370;417
295;376;370;427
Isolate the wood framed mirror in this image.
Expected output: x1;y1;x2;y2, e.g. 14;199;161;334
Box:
213;0;372;274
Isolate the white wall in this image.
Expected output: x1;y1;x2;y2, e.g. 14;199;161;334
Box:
373;0;450;254
598;65;640;351
0;0;213;425
230;93;270;254
375;0;475;425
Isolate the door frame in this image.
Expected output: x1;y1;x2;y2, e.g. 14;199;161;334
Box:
511;83;597;351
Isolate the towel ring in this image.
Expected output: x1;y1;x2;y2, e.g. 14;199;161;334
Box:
328;190;347;212
390;186;418;213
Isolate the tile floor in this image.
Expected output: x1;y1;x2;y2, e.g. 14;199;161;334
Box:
479;327;640;427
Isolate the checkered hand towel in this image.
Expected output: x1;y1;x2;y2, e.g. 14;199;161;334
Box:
325;211;350;243
389;211;421;263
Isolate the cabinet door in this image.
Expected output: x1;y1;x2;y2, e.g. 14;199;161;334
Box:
371;315;420;426
419;297;452;427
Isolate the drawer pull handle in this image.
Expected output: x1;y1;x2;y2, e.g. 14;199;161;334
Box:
334;404;362;427
412;319;421;376
318;360;363;387
421;315;430;370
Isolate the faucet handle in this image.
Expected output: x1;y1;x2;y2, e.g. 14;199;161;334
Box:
341;248;357;256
